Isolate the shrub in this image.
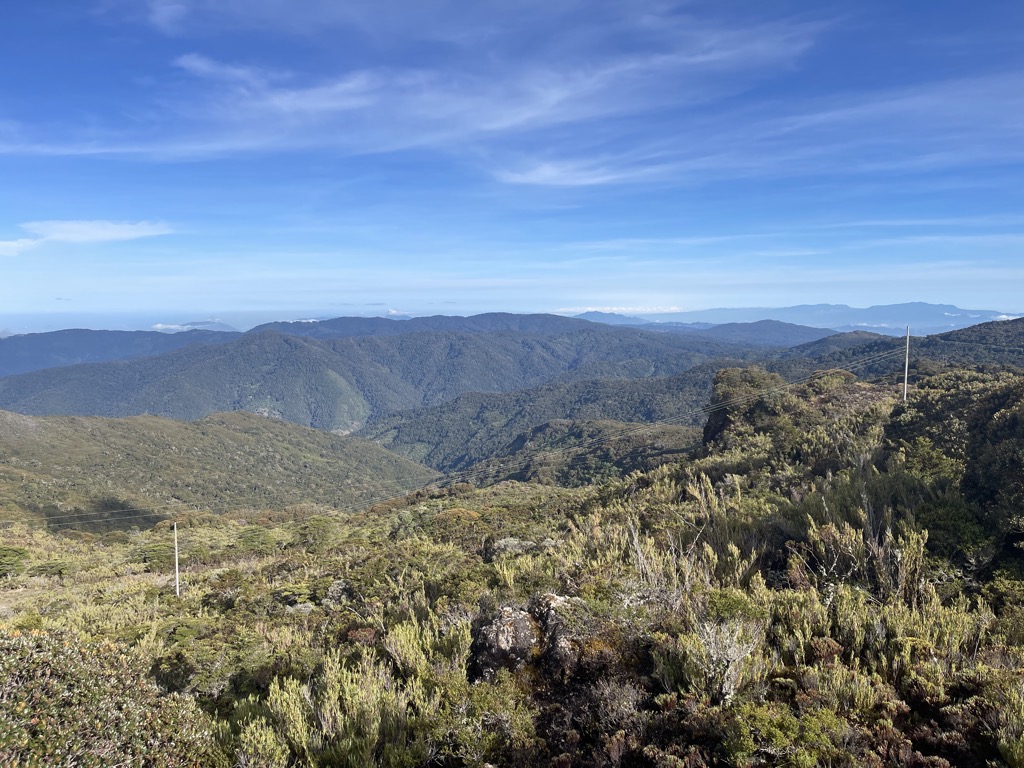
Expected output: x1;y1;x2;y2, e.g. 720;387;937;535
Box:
0;546;28;579
653;618;766;706
0;627;221;767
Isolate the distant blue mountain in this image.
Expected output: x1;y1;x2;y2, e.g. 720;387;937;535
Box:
577;315;834;347
573;311;652;325
250;312;593;338
0;328;238;379
636;302;1019;336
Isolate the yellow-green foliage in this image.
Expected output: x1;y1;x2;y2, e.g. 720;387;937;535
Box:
653;617;766;706
3;366;1024;766
0;627;220;767
724;701;849;768
998;679;1024;768
229;606;534;767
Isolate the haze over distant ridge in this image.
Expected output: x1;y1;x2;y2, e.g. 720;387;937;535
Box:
1;302;1018;337
580;302;1019;336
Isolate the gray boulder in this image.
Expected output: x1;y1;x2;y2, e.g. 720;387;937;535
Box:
468;607;541;681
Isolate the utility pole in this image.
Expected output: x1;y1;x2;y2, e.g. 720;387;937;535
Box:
173;521;180;597
903;325;910;402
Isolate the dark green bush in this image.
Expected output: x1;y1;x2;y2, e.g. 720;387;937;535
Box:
0;546;27;578
0;627;222;767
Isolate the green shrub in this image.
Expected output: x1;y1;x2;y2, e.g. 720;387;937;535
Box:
0;627;222;767
0;546;28;578
27;561;76;578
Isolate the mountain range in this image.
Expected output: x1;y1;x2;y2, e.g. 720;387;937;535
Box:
4;307;1024;768
581;301;1020;335
0;328;240;379
0;317;771;431
2;311;1022;508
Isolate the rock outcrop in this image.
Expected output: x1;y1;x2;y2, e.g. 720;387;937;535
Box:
469;593;585;682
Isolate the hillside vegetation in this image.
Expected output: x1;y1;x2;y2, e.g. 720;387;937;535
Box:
0;327;237;378
463;418;702;487
359;317;1024;475
0;322;766;431
5;316;1017;498
0;409;437;530
4;360;1024;766
697;319;836;347
358;361;734;471
781;317;1024;374
249;312;599;338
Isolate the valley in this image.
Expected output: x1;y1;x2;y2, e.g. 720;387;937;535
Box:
2;312;1024;765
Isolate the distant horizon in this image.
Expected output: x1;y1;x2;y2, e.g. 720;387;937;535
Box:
1;300;1021;337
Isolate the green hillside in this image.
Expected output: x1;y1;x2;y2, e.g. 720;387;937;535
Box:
0;333;375;430
0;327;237;378
258;313;836;348
462;418;702;486
4;366;1024;765
360;318;1024;480
359;361;735;471
784;316;1024;374
249;311;597;338
0;409;437;529
698;319;835;346
0;325;766;430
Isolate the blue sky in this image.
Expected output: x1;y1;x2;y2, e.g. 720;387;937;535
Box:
2;0;1023;331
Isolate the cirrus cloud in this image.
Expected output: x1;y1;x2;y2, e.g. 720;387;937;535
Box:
0;220;174;256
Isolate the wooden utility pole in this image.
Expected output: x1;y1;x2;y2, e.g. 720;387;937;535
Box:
903;326;910;402
173;521;180;597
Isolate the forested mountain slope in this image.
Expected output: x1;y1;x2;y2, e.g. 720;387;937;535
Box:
0;325;766;430
695;319;835;346
358;318;1024;474
359;360;736;471
264;313;837;349
249;312;596;338
784;315;1024;369
0;327;237;378
0;314;595;381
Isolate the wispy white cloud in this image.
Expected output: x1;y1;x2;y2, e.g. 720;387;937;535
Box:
0;238;38;257
147;0;190;33
10;2;1024;205
808;215;1024;229
6;5;827;164
173;53;282;88
21;220;174;242
497;71;1024;186
159;16;819;155
494;159;662;187
0;220;174;256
